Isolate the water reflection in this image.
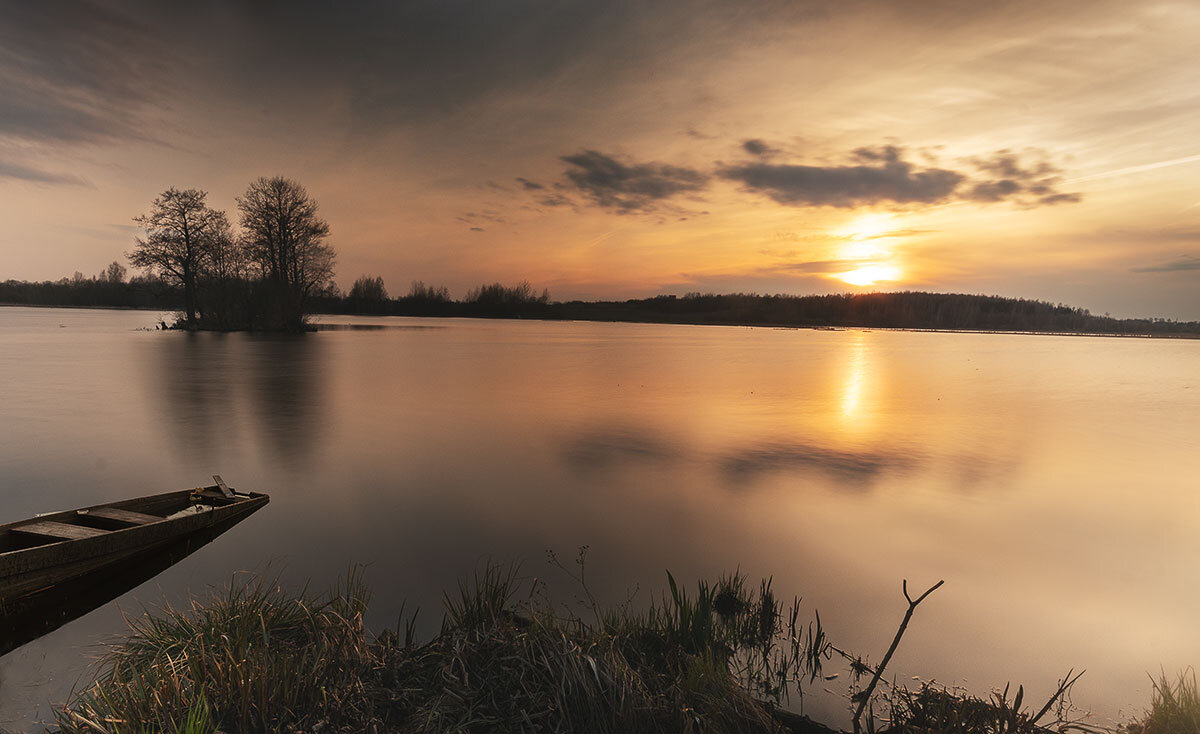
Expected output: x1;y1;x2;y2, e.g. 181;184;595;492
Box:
0;516;254;657
5;311;1198;727
559;423;1014;492
245;335;327;468
718;441;916;486
841;332;869;419
153;332;239;463
148;333;329;472
562;427;683;472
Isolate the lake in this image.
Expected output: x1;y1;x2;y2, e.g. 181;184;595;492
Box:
1;305;1197;729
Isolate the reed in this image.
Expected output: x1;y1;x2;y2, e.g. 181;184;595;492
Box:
54;558;1157;733
1128;670;1200;734
56;561;833;733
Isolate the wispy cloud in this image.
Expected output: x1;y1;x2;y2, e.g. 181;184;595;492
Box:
1067;154;1200;183
1132;256;1200;273
0;159;86;185
0;1;169;144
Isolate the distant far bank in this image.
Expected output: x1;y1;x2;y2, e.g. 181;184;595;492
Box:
3;278;1199;338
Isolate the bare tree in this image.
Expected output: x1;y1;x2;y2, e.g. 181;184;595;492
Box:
236;176;335;330
129;188;227;325
196;214;248;329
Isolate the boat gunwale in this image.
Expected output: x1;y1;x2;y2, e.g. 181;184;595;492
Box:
0;488;269;588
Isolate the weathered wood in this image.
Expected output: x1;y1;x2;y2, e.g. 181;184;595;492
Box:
1;485;269;605
80;507;162;526
213;475;234;499
14;521;107;541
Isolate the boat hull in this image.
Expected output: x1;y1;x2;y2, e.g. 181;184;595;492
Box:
0;505;266;656
0;488;268;603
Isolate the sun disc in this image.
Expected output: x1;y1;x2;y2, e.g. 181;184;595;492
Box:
837;264;901;287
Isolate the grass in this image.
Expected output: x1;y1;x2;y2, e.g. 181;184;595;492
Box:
56;569;379;733
1128;670;1200;734
56;559;832;733
52;557;1192;733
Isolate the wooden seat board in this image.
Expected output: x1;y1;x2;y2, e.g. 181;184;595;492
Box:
81;507;162;526
14;521;107;541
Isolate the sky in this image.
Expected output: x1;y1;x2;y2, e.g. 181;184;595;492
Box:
0;0;1197;319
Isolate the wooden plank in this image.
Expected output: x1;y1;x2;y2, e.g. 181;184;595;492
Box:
213;475;234;499
14;521;107;541
80;507;162;525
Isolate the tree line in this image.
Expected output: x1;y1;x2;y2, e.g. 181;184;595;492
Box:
0;264;180;310
315;278;551;318
550;291;1200;336
129;177;336;331
4;259;1199;336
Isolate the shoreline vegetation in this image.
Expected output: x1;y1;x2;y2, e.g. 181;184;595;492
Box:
51;560;1193;733
2;277;1199;339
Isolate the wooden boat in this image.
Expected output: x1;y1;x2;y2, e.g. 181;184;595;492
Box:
0;476;268;604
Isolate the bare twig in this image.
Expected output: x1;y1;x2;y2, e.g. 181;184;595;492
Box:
851;579;944;734
1030;668;1085;725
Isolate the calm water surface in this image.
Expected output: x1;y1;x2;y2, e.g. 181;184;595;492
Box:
1;306;1197;728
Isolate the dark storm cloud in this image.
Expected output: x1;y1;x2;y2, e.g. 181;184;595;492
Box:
719;145;1080;209
0;0;168;143
1132;256;1200;273
0;159;86;185
561;150;709;212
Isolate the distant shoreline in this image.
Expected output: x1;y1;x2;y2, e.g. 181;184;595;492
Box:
5;300;1199;340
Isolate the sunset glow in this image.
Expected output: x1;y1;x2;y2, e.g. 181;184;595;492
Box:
838;214;896;243
0;1;1197;319
2;4;1200;729
837;264;903;287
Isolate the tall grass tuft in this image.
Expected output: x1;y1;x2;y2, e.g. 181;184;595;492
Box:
56;568;380;733
57;561;836;733
1129;669;1200;734
54;558;1120;733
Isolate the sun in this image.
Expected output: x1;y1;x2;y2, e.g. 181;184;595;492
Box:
837;264;902;287
831;214;903;286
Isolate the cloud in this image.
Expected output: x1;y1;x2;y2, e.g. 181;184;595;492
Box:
741;138;776;156
515;177;544;190
1132;256;1200;273
720;145;1080;209
769;259;865;274
0;159;86;185
561;150;709;212
0;1;169;144
469;226;484;232
537;193;573;207
458;210;505;224
720;145;964;207
964;150;1081;206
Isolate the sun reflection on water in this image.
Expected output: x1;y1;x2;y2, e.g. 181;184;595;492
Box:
841;332;869;420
